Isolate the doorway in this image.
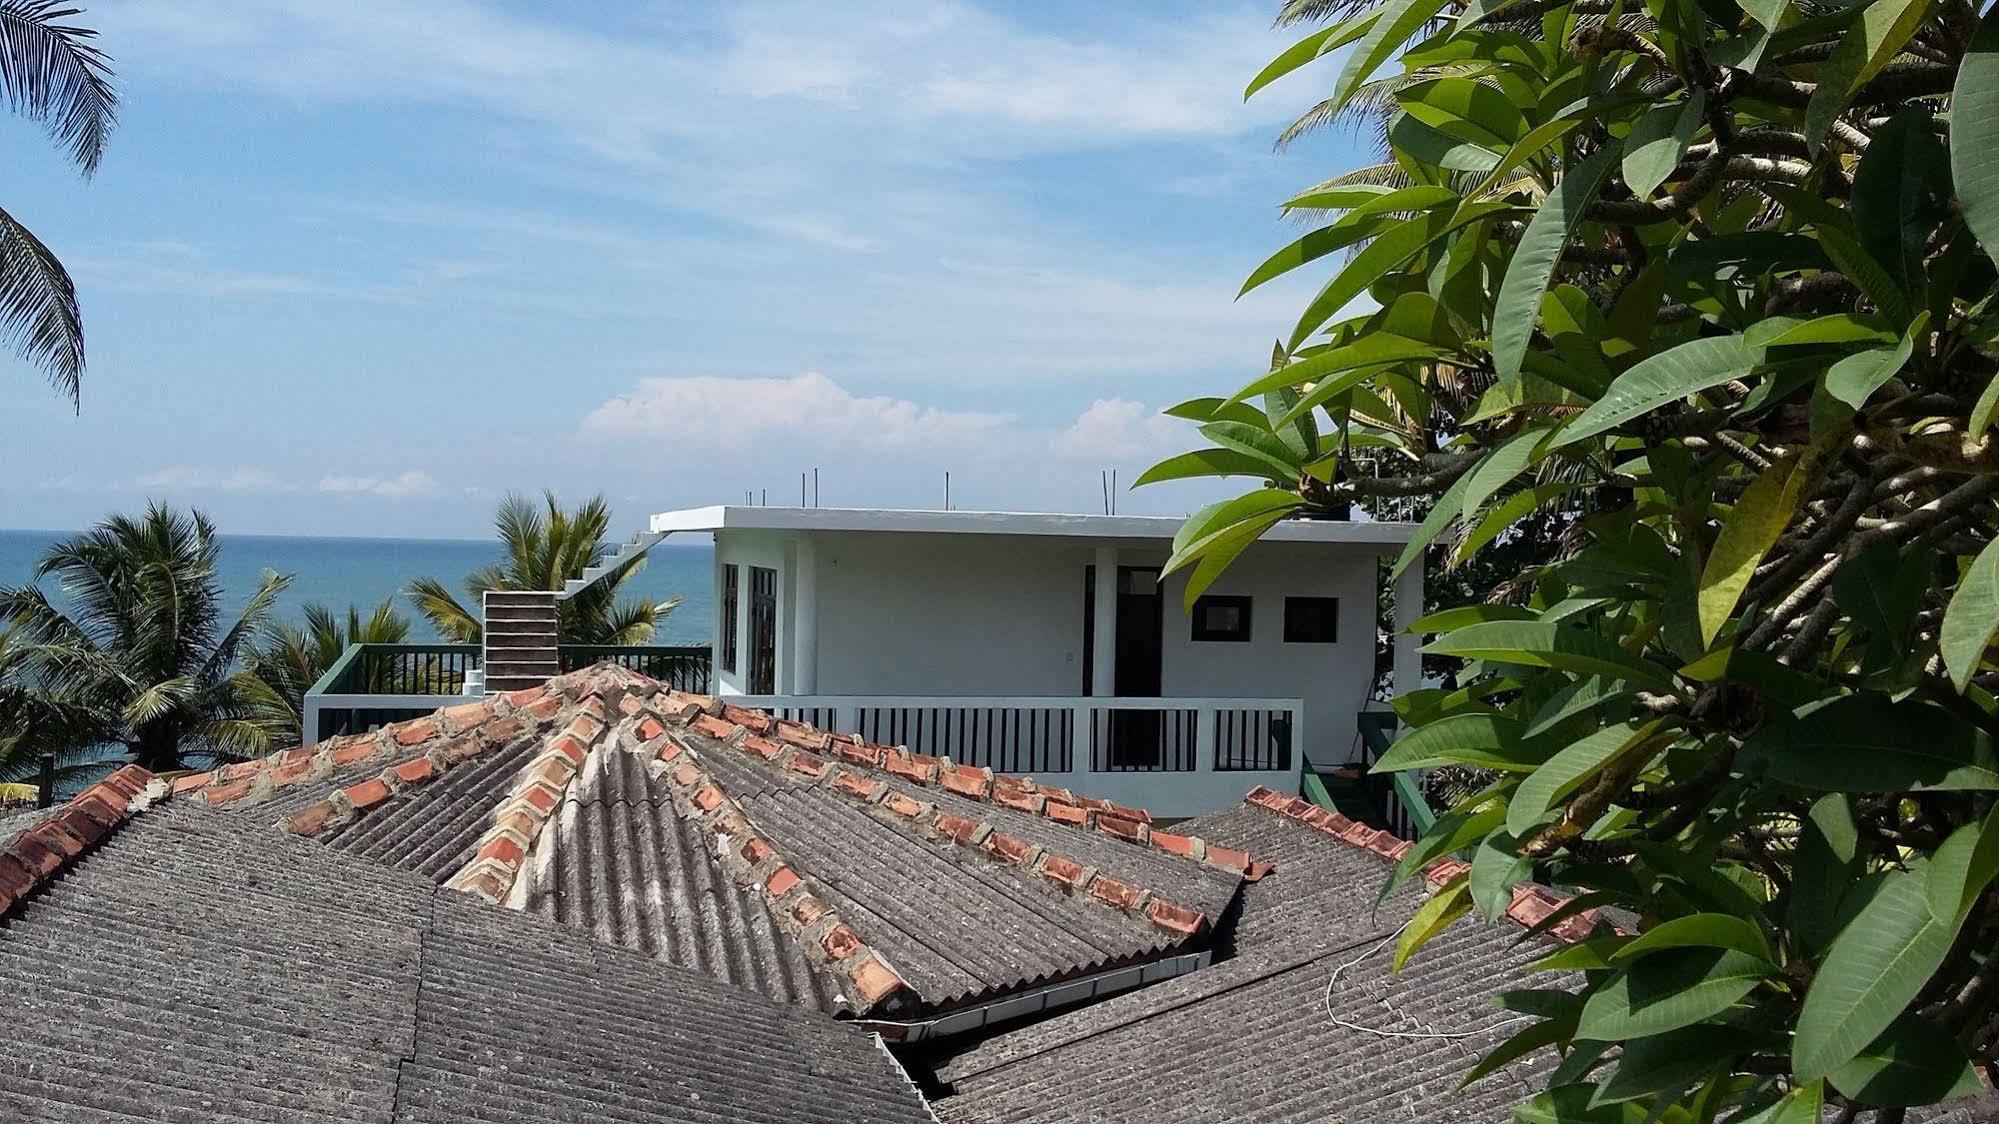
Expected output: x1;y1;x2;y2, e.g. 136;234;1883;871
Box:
1082;565;1164;767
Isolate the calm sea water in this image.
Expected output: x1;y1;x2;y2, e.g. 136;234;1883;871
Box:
0;529;715;647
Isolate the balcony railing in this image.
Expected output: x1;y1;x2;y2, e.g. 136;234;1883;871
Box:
302;642;712;744
728;694;1306;819
1356;710;1437;839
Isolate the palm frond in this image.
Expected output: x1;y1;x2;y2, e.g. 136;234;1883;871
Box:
0;203;82;406
0;0;115;173
406;576;481;643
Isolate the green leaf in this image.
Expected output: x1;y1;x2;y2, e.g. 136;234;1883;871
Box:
1823;313;1924;409
1454;483;1579;565
1825;1013;1986;1108
1972;373;1999;436
1197;421;1304;480
1131;448;1282;487
1622;92;1704;199
1460;1016;1570;1088
1409;604;1539;632
1789;795;1862;957
1506;721;1654;837
1238;186;1457;296
1424;622;1677;691
1245;14;1381;100
1375;713;1552;773
1333;0;1454;116
1610;913;1772;964
1556;336;1765;447
1739;695;1999;792
1853;109;1953;293
1794;863;1959;1079
1729;1082;1821;1124
1491;147;1619;388
1469;831;1531;920
1697;459;1802;646
1955;5;1999;265
1390;468;1472;579
1576;948;1773;1040
1593;1026;1740;1105
1461;428;1548;518
1229;331;1443;404
1290;200;1520;348
1526;677;1629;739
1165;490;1307;607
1941;535;1999;692
1748;312;1895;348
1393;872;1472;972
1804;0;1936;153
1924;807;1999;923
1388;113;1502;172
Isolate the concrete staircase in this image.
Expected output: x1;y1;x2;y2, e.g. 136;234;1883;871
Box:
560;531;666;600
482;591;560;694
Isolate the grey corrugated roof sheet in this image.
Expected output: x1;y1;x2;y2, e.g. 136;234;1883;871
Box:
181;665;1254;1017
0;799;936;1124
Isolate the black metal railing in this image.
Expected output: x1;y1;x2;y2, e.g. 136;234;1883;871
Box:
558;645;712;691
1356;710;1436;838
1215;708;1294;772
1088;707;1197;772
313;643;481;697
858;705;1075;775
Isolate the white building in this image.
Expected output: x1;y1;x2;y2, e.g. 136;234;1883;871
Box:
649;506;1422;818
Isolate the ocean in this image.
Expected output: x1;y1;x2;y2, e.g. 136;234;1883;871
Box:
0;529;716;647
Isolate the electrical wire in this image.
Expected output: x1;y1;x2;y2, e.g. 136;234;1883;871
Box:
1321;919;1538;1041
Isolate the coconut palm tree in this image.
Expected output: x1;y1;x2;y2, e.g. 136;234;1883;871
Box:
408;491;677;646
0;505;288;773
242;599;410;745
1;1;118;406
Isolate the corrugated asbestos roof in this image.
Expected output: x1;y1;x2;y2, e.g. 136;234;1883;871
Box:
173;664;1258;1017
927;797;1569;1123
0;783;936;1124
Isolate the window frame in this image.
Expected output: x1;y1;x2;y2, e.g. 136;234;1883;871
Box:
720;564;740;674
1282;596;1339;644
1190;594;1253;643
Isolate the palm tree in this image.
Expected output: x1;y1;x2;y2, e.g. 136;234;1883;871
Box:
243;599;410;745
0;504;288;773
409;491;677;646
1;1;118;406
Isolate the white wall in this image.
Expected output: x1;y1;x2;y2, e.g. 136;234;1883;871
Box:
715;527;1389;766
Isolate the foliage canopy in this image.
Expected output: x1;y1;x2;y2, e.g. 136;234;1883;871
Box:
1157;0;1999;1117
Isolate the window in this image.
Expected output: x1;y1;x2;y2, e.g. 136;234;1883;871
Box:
1191;595;1252;642
720;565;739;673
1284;597;1339;643
748;565;778;694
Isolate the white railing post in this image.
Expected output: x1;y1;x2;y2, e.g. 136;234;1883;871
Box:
837;704;859;741
1194;706;1217;773
302;697;321;747
1073;700;1094;776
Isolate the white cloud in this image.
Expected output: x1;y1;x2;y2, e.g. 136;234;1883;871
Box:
581;371;1012;452
1051;398;1190;460
134;466;296;492
318;471;441;498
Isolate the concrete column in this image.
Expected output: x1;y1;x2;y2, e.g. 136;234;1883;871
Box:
1392;559;1425;698
1091;546;1118;697
793;536;818;695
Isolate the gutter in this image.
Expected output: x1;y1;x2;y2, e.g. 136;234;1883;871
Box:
858;949;1212;1044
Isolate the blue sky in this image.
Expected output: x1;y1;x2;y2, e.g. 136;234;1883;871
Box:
0;0;1369;538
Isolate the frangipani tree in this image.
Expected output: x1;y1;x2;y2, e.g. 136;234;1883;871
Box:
1154;0;1999;1117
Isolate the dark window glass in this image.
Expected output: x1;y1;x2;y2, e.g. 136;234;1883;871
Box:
1284;597;1339;643
1191;595;1252;642
720;565;739;673
749;566;778;694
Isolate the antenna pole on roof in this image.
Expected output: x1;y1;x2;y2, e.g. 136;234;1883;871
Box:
801;473;807;507
1111;468;1117;515
760;488;767;507
813;468;819;508
944;471;951;511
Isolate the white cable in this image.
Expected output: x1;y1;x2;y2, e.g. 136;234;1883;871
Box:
1321;920;1538;1041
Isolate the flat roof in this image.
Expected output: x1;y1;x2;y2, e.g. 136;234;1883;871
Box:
649;505;1417;545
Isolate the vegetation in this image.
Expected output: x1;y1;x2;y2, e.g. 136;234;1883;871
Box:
243;599;410;746
0;505;286;774
1155;0;1999;1117
409;491;677;646
0;1;117;406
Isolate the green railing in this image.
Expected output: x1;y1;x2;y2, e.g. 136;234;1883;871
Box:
310;643;481;697
1356;710;1438;838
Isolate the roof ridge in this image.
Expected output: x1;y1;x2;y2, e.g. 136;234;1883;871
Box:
440;680;622;903
633;695;918;1017
0;764;164;918
662;690;1274;883
266;683;585;836
1241;786;1605;944
657;693;1220;943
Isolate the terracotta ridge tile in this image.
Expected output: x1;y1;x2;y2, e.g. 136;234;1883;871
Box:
812;762;1210;943
435;694;622;907
0;765;165;918
642;717;918;1017
1239;785;1608;944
